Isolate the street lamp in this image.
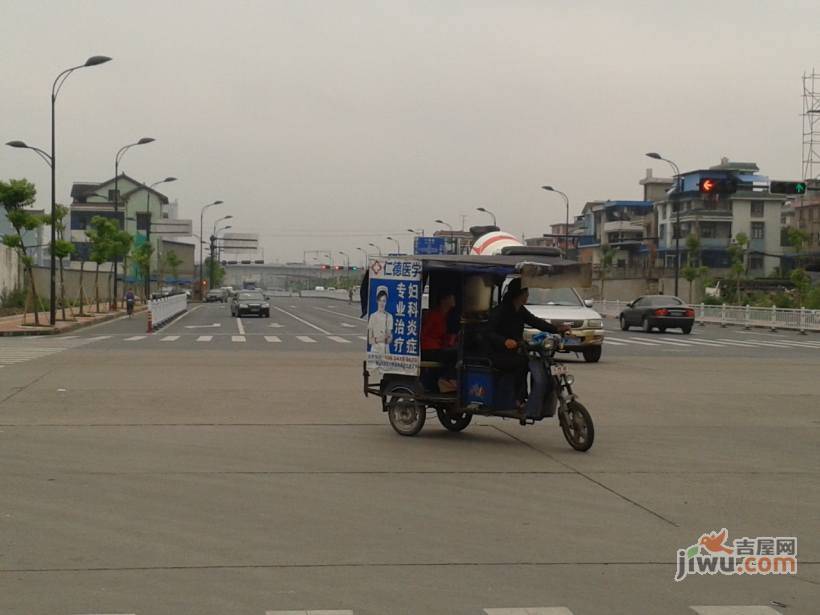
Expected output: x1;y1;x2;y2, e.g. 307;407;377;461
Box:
407;228;424;236
213;214;233;236
338;250;350;271
6;55;112;325
386;236;400;253
141;176;177;299
646;152;682;297
542;186;570;259
209;224;232;285
434;219;453;232
356;246;368;269
368;242;383;256
199;200;224;296
112;137;155;308
476;207;497;226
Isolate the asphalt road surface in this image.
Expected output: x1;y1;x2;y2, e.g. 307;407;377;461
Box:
0;296;818;614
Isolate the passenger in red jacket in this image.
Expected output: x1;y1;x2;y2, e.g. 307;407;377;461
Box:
421;292;458;392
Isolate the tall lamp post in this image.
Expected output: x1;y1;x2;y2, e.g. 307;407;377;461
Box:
113;137;155;308
210;224;232;288
6;55;112;325
368;242;383;256
476;207;497;226
646;152;682;297
434;219;453;232
386;236;400;254
198;200;224;297
541;186;570;258
356;247;368;269
142;176;176;299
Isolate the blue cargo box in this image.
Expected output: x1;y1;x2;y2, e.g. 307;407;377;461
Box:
462;367;494;406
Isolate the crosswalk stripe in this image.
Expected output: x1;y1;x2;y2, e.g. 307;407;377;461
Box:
606;336;660;346
484;609;574;615
124;336;145;341
160;336;179;342
660;337;724;347
266;611;353;615
690;607;783;614
744;337;820;348
328;336;351;344
358;336;367;341
232;335;246;342
196;335;213;342
265;335;282;343
603;339;627;346
716;338;794;349
88;335;111;341
646;338;692;347
296;336;317;343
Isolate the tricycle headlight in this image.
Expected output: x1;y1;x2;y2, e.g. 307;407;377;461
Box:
262;302;270;308
586;319;603;329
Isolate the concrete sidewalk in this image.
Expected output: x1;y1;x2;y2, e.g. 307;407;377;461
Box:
0;304;146;336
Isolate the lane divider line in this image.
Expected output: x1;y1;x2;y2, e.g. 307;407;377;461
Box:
274;306;331;334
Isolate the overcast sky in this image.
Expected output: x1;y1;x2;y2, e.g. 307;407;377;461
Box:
2;0;818;263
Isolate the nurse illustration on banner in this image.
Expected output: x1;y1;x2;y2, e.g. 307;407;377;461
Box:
367;285;394;355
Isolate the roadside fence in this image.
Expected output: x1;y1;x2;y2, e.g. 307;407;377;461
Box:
593;300;820;334
148;293;187;332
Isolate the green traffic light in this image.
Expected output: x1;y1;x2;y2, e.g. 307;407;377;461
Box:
796;183;806;193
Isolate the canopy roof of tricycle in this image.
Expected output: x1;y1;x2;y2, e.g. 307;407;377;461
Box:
416;254;592;288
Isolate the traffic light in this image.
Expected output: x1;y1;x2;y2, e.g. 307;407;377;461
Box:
770;180;807;195
350;266;358;272
320;264;329;270
698;177;737;196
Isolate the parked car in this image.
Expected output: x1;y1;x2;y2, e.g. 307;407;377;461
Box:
522;286;605;363
619;295;695;334
205;289;225;302
230;290;270;317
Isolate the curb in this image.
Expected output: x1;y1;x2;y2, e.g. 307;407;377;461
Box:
0;306;147;337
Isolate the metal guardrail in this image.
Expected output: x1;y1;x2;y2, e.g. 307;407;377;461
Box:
148;293;188;329
593;300;820;333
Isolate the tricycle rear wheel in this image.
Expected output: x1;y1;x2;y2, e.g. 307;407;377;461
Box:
385;386;426;436
559;400;595;451
436;408;472;432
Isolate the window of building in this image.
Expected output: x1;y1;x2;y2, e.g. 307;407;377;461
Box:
751;222;765;240
107;189;119;202
136;213;150;232
751;201;764;217
658;223;666;240
749;254;764;270
701;224;715;238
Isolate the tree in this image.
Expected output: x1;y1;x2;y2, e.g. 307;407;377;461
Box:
204;255;224;288
785;227;810;269
789;268;812;307
109;229;133;307
48;204;75;321
599;247;615;300
727;232;749;304
165;250;182;288
0;179;44;325
682;234;709;303
131;242;153;298
87;216;117;313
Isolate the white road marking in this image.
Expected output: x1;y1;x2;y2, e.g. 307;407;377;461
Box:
716;338;795;349
274;306;331;334
484;609;574;615
266;610;353;615
358;336;367;341
0;336;105;367
88;335;111;341
124;336;145;341
605;336;660;346
160;336;179;342
196;335;213;342
660;337;724;347
296;335;317;343
743;337;820;348
603;339;627;346
269;322;284;328
236;318;245;335
340;322;356;328
185;323;221;329
312;306;363;322
690;607;783;614
328;335;351;344
265;335;282;343
232;335;246;342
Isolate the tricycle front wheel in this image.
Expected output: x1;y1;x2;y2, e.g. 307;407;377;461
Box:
436;408;472;432
559;400;594;451
385;386;426;436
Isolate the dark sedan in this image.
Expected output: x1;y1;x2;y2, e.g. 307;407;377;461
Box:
619;295;695;334
230;291;270;317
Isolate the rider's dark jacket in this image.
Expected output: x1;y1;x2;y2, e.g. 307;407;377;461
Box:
486;301;557;352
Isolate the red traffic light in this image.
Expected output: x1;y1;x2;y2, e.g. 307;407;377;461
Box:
699;178;716;193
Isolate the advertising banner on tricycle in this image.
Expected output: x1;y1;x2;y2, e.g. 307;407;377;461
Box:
366;257;422;378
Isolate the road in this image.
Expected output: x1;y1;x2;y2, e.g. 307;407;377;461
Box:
0;296;818;614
